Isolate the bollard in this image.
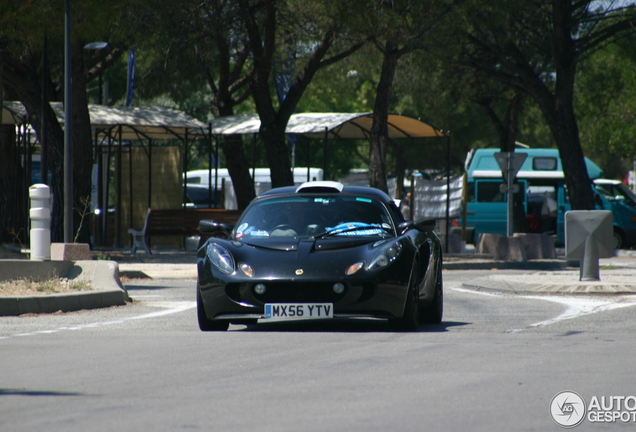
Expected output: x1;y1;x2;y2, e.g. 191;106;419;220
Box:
565;210;614;281
29;184;51;261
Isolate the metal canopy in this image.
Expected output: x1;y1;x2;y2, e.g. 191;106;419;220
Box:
209;112;446;139
2;101;208;140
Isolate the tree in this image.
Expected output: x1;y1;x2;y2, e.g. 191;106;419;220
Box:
576;40;636;179
237;0;366;187
459;0;636;210
353;1;457;192
0;0;130;243
131;0;257;209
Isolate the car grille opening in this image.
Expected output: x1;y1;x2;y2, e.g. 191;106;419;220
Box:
250;281;347;303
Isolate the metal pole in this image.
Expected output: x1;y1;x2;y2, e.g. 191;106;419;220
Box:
63;0;73;243
40;32;48;185
445;135;451;252
506;154;514;237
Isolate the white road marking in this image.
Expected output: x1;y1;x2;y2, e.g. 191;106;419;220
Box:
452;287;503;296
453;286;636;331
521;295;636;328
0;301;196;340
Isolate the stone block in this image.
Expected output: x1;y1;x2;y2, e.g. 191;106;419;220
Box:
50;243;92;261
513;233;556;259
476;233;527;262
438;233;464;254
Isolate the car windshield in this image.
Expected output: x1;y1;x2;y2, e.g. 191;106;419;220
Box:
235;195;395;239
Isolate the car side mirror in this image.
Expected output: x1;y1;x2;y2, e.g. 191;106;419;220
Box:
398;221;413;235
413;218;436;232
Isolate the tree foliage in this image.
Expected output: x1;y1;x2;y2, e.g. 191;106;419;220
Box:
457;0;636;210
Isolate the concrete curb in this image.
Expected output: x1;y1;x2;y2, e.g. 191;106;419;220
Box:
443;259;578;271
0;260;130;316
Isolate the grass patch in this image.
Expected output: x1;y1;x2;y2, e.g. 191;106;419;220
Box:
0;278;93;296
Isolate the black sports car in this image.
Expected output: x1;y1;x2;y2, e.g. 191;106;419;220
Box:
196;181;443;331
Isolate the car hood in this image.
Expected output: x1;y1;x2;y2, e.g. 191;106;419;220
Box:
210;236;396;280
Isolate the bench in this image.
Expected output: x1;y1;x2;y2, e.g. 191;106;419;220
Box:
128;208;242;254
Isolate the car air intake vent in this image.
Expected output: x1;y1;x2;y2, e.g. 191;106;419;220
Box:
296;181;344;194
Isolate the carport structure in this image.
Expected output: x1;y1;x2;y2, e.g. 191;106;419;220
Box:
1;101;209;247
209;112;447;177
207;112;452;242
88;105;209;246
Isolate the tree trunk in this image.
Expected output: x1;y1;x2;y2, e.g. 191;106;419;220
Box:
222;134;256;209
528;79;596;210
369;43;399;194
1;55;67;242
71;40;95;244
259;117;294;188
0;124;27;245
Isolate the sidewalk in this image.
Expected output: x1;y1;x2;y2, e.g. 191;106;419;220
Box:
456;254;636;294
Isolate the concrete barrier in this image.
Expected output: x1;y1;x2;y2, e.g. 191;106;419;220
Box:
514;233;556;259
0;260;129;316
476;234;527;261
476;233;556;261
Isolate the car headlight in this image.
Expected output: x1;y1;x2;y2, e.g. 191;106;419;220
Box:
367;241;403;271
206;243;235;274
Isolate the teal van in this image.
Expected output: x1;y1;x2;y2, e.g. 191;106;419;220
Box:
461;148;636;248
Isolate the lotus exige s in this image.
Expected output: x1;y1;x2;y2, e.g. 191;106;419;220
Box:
196;181;443;331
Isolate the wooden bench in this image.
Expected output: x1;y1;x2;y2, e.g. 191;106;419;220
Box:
128;208;242;254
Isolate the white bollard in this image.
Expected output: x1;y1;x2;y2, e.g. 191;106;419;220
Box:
29;184;51;261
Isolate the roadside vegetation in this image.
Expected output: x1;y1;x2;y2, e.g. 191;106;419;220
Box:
0;278;93;296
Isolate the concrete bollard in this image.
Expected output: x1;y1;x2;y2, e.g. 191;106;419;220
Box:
29;184;52;261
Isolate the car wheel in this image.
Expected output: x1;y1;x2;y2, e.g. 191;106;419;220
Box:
197;286;229;331
420;260;443;324
614;229;625;250
389;266;419;331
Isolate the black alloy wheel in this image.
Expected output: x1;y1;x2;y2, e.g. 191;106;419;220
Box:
419;260;443;324
389;265;419;331
197;286;229;331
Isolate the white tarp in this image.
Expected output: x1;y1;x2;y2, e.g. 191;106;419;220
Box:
2;101;207;140
209;112;446;139
413;176;463;220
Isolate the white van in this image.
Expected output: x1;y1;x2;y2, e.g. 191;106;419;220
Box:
185;167;323;186
185;167;324;209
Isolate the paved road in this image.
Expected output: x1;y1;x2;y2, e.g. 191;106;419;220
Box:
2;270;636;432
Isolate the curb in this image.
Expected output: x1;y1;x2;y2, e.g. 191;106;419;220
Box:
0;260;130;316
443;259;578;271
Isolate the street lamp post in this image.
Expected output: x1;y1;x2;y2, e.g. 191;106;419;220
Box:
84;41;108;104
63;0;73;243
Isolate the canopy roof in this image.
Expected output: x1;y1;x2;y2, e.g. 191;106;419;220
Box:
3;102;445;141
2;101;208;140
209;112;446;139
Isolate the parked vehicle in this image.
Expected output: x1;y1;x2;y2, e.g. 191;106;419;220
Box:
460;148;636;248
183;184;221;209
196;181;443;331
185;167;323;186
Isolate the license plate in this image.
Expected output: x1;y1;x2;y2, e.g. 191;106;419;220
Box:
264;303;333;319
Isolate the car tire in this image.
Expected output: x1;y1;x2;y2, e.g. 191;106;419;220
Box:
197;286;229;331
420;260;443;324
614;229;625;250
389;266;419;331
